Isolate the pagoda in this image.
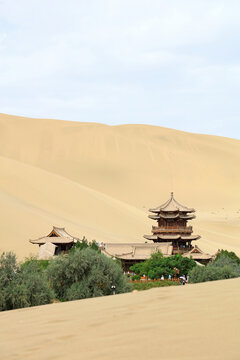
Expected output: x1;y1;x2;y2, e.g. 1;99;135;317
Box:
144;192;200;254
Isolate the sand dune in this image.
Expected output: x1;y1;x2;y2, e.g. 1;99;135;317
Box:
0;113;240;258
0;278;240;360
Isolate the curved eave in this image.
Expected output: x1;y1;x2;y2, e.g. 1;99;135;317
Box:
181;235;201;241
143;235;158;241
29;237;75;245
148;215;160;220
148;214;196;220
157;235;181;240
183;253;212;260
143;235;200;241
149;193;195;213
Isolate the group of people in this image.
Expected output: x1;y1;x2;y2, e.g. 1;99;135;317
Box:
160;274;189;284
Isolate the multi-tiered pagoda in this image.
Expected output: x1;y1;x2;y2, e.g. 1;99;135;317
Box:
144;192;200;254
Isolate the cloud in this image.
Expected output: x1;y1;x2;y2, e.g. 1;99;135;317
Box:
0;0;239;138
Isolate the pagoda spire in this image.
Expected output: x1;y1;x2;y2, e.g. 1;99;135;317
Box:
144;193;200;254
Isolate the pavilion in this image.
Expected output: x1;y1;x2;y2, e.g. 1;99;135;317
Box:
29;226;81;259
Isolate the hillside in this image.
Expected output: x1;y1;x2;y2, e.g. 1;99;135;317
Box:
0;278;240;360
0;113;240;258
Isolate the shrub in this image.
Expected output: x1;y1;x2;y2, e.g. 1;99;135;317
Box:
69;237;100;254
0;252;53;311
131;274;141;281
21;256;50;271
130;252;196;279
47;248;131;301
189;265;236;283
214;250;240;265
132;280;179;291
189;253;240;284
20;260;54;306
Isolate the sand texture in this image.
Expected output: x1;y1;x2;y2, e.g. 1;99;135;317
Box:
0;115;240;258
1;114;240;359
0;113;240;258
0;278;239;360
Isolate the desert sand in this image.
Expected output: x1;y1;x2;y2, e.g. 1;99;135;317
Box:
1;113;240;360
0;113;240;258
0;278;239;360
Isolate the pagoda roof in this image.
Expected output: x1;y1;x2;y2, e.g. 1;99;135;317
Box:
149;213;195;220
30;226;81;245
183;245;213;260
101;242;173;260
149;192;195;213
143;234;200;241
30;236;75;245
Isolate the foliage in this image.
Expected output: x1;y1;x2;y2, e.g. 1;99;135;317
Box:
47;248;131;301
214;250;240;265
131;274;141;281
132;280;179;291
189;251;240;284
69;237;100;254
0;252;53;311
130;252;196;279
21;256;50;271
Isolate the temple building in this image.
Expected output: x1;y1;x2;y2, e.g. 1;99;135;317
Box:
144;192;200;254
101;193;212;269
30;226;81;259
29;195;213;266
100;242;173;272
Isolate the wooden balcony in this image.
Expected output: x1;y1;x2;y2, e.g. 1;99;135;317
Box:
152;226;192;234
172;246;193;254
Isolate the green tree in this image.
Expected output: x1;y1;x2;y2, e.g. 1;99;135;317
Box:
47;247;131;301
130;252;196;279
69;237;100;254
189;252;240;284
0;252;53;311
214;250;240;265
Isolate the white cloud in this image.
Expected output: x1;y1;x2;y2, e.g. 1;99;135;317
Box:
0;0;240;137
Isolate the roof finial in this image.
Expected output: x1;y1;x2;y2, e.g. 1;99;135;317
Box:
171;192;174;198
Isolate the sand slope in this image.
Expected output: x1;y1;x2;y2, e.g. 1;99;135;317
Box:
0;278;240;360
0;113;240;258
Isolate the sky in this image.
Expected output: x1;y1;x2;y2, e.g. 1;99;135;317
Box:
0;0;240;138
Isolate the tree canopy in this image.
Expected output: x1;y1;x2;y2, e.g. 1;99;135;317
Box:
130;252;196;279
47;247;131;300
0;252;53;311
189;250;240;283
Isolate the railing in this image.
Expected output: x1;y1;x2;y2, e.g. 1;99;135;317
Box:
152;226;192;233
172;249;188;254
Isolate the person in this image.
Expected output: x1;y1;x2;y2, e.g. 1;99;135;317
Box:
161;275;164;280
168;274;171;281
179;275;186;285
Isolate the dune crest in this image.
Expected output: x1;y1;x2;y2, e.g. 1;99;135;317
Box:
0;113;240;258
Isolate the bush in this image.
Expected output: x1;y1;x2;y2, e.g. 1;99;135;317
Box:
130;252;196;279
214;250;240;265
20;260;54;306
189;264;236;283
131;274;141;281
69;237;100;254
0;252;53;311
189;252;240;284
132;280;179;291
21;256;50;271
47;247;131;301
